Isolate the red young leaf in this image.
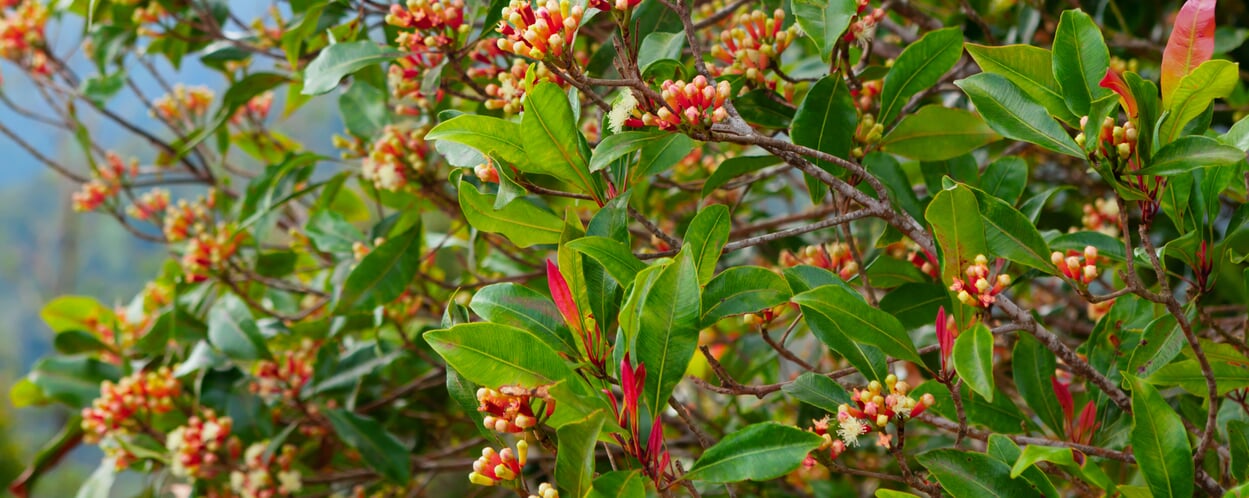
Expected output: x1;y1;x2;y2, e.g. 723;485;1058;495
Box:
1052;376;1074;429
1099;69;1138;118
936;306;953;374
545;259;583;333
1160;0;1217;107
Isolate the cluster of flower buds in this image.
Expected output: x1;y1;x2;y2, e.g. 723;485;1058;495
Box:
1052;246;1100;284
359;125;430;191
387;0;468;45
949;254;1011;308
843;0;886;48
230;92;274;125
0;0;49;75
251;339;319;403
851;113;885;157
388;51;446;114
589;0;641;13
851;80;882;112
127;188;171;221
82;367;181;443
230;441;302;497
639;76;731;130
473;159;501;183
163;194;214;242
908;248;939;278
528;482;560;498
496;0;582;60
779;242;859;281
1075;115;1138;162
709;9;798;86
1081;198;1120;237
166;409;237;479
834;375;934;448
469;441;528;486
483;59;563;114
477;385;551;433
152;84;215;124
72;152;140;212
808;416;848;460
181;226;242;283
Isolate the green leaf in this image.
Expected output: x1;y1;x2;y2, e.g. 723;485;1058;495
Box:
80;71;125;107
733;89;795;129
1147;360;1249;397
965;44;1079;126
878;283;951;330
523;82;599;199
567;236;646;287
637;32;685;74
865;256;927;289
701;266;792;325
589;130;668;172
208;295;272;361
1134;135;1246;176
1158;59;1239;144
1010;445;1076;478
458;181;563;247
917;449;1043;497
684;204;731;284
792;0;857;62
1128;376;1194;498
864;152;924;221
41;295;114;333
980;157;1028;205
324;409;411;483
1223;113;1249;152
791;75;856;200
1049;230;1128;263
306;209;365;254
26;356;121;408
427;114;529;167
1012;334;1065;436
339;81;390;138
635;133;695;180
302;40;402;95
970;186;1053;271
53;330;110;355
635;247;701;412
684;422;824;483
792;285;922;365
334;222;422;313
925;184;988;323
952;322;995;401
1126;314;1183;379
1051;9;1110;116
782;372;852;413
555;410;606;498
586;471;645;498
875;491;921;498
1230;420;1249;482
955;73;1084;158
881;106;1000;161
879;27;964;125
469;283;578;355
75;458;116;498
985;435;1060;498
701;154;781;197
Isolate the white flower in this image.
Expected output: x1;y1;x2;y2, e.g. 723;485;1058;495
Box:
608;91;638;134
277;470;303;494
244;441;267;466
201;421;221;443
837;417;866;447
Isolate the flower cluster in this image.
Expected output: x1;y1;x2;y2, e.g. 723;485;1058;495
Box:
851;112;885;157
476;386;546;433
779;242;859;281
496;0;582;60
181;226;242;283
1052;246;1100;284
528;482;560;498
388;52;445;113
852;80;882;112
640;76;731;130
163;194;214;242
230;441;303;497
361;125;430;191
483;59;565;114
82;367;181;443
1076;115;1138;162
843;0;886;48
949;254;1011;308
72;152;139;212
166;409;237;479
468;441;528;486
230;91;274;125
153;84;215;124
834;376;934;448
251;339;319;403
386;0;467;41
127;188;170;221
0;0;49;76
709;9;798;86
808;416;848;460
1081;197;1120;236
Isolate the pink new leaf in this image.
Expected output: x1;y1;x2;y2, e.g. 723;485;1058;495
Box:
1099;70;1138;118
1052;376;1074;430
1161;0;1216;107
546;259;583;333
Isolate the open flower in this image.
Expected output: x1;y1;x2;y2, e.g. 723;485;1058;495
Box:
949;254;1011;308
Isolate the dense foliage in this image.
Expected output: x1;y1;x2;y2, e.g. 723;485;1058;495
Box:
5;0;1249;496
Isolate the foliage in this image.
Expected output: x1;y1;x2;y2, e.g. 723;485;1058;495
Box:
4;0;1249;496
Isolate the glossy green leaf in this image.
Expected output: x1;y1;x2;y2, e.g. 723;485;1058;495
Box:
684;204;731;284
952;322;995;401
917;449;1043;497
701;266;791;326
589;130;666;172
1133;135;1246;176
1147;360;1249;397
879;27;964;124
980;157;1028;205
75;458;116;498
635;132;696;180
864;256;927;289
881;106;1000;161
795;291;888;383
1230;420;1249;482
302;40;402;95
986;435;1060;498
324;409;411;483
1126;314;1183;379
970;186;1053;271
635;247;701;412
925;184;988;304
878;283;950;330
458;181;562;247
586;471;645;498
53;330;110;355
637;32;685;74
874;491;920;498
1128;376;1193;498
1009;445;1115;491
555;410;606;498
567;236;646;287
1223;113;1249;152
334;222;422;313
339;81;389;138
469;283;577;355
685;422;824;483
26;356;120;408
1012;334;1065;436
41;295;114;334
734;89;795;129
792;0;856;62
306;209;364;254
783;372;852;413
965;44;1078;126
427;114;529;166
1159;59;1238;144
701;154;781;197
791;75;856;200
208;295;272;361
955;73;1084;158
1051;9;1110;116
523;82;599;198
792;285;922;365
